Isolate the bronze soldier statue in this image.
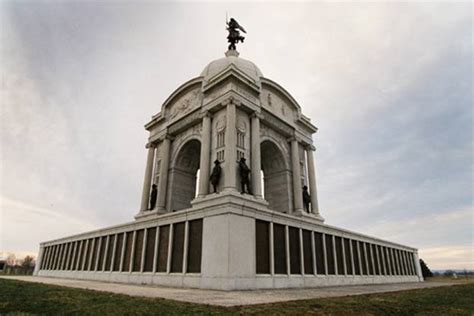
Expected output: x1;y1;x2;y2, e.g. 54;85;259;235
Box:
210;160;222;193
238;157;252;194
149;184;157;210
302;185;311;213
226;17;246;50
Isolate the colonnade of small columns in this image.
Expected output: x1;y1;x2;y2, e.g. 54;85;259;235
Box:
139;100;322;218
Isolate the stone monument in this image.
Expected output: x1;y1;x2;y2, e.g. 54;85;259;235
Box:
34;20;423;289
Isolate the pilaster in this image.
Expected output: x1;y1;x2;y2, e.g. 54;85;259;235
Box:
223;100;237;191
290;138;304;213
198;112;212;197
306;146;319;215
157;136;172;212
251;113;262;198
140;143;156;212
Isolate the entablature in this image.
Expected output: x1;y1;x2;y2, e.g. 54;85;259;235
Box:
202;64;261;94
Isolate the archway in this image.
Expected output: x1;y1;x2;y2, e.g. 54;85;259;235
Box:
261;140;291;213
169;139;201;211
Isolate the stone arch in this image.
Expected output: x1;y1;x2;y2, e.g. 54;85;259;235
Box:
168;139;201;211
260;139;292;214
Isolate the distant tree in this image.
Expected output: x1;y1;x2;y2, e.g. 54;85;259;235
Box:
6;253;16;266
419;259;433;278
22;256;34;269
444;269;455;277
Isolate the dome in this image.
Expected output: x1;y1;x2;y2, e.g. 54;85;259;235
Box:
201;51;263;83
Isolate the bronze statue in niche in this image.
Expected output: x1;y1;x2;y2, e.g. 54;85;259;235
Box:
238;157;252;194
210;160;222;193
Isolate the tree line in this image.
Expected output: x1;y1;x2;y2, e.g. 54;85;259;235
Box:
0;254;35;275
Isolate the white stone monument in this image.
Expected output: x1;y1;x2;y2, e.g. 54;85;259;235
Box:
34;38;423;289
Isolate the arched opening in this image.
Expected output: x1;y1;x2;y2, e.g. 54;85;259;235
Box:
169;139;201;211
261;140;291;213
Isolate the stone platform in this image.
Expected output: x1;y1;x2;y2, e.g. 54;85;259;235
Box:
1;276;453;307
34;193;423;290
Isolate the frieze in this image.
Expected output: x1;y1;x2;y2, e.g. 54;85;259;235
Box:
168;109;201;136
261;110;294;137
235;84;257;102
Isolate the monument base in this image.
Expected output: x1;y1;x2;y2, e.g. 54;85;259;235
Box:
34;192;423;290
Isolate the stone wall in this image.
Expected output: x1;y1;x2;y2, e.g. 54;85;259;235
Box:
35;193;422;290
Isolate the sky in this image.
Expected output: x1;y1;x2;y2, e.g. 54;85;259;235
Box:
1;1;472;270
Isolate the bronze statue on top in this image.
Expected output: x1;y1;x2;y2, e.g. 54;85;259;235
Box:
227;18;246;50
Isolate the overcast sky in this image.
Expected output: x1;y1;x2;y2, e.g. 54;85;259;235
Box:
1;1;472;270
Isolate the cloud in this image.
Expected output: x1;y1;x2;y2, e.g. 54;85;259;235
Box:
0;196;98;254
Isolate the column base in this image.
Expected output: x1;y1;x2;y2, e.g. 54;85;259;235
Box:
134;208;168;220
191;190;269;210
292;210;325;223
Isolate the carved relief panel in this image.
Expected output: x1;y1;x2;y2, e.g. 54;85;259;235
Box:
165;87;202;122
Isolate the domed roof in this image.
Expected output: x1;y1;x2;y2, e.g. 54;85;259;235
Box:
201;51;263;83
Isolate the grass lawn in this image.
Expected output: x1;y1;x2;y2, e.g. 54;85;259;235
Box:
0;278;473;315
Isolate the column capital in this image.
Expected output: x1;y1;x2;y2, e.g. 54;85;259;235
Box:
199;110;213;119
287;136;298;143
250;112;264;120
145;142;156;149
222;96;241;107
157;134;175;142
305;144;316;151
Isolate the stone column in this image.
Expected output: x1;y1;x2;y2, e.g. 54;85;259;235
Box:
198;112;212;197
250;113;262;198
306;146;320;215
140;143;156;211
157;136;171;212
291;138;304;213
224;100;237;190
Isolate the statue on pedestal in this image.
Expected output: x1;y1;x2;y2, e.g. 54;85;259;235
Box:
238;157;252;194
302;185;311;213
210;160;222;193
149;184;157;210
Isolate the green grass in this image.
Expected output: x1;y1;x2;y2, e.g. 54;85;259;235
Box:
0;278;473;315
